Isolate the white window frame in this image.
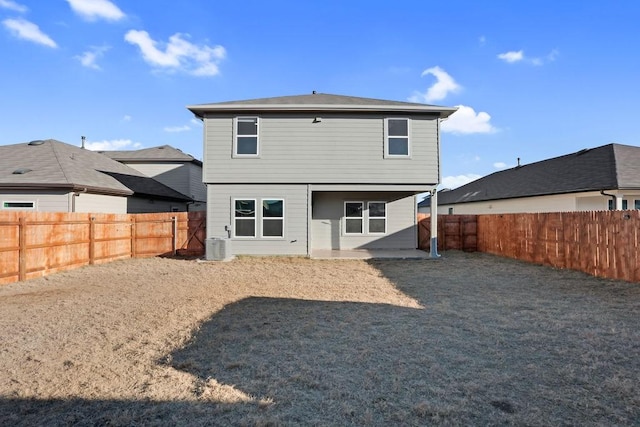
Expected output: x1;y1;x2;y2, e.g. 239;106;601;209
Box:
344;201;364;235
2;201;35;210
261;198;285;239
384;117;411;158
233;198;257;238
367;201;387;234
233;116;260;157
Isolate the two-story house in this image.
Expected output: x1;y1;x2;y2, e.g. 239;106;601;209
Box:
188;93;456;258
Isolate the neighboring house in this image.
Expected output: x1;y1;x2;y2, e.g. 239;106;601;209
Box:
419;143;640;215
0;139;192;213
101;145;206;211
188;92;456;257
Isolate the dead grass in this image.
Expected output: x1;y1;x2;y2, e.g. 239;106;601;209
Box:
0;252;638;425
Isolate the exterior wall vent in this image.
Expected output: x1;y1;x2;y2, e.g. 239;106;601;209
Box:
12;168;32;174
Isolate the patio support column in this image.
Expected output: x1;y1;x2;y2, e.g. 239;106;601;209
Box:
429;188;440;258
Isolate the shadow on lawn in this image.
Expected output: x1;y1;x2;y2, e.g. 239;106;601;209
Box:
166;296;514;425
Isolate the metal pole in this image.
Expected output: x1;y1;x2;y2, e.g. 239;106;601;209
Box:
429;188;441;258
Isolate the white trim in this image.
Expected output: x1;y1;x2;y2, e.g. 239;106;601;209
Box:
2;200;36;210
233;116;260;157
232;198;257;238
384;117;411;158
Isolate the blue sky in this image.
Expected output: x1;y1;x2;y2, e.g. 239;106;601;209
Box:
1;0;639;189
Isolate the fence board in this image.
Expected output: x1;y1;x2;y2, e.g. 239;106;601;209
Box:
419;211;639;283
0;211;202;285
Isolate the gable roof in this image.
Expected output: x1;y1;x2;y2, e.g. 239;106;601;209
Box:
433;143;640;206
0;139;191;201
188;92;457;118
100;145;202;166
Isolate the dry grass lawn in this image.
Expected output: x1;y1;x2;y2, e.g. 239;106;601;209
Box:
0;251;638;426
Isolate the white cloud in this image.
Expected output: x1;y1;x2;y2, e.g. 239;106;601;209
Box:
497;50;524;63
493;162;507;169
498;49;559;66
75;45;109;69
122;115;131;122
66;0;125;22
190;118;202;126
163;125;190;133
479;35;486;46
409;66;462;103
441;105;497;135
441;174;482;190
0;0;27;13
2;18;57;48
85;139;142;151
124;30;226;77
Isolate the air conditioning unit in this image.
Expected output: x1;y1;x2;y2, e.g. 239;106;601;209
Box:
205;238;234;261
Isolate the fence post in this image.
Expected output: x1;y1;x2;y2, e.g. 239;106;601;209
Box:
18;216;26;281
131;216;137;258
172;216;177;256
89;216;95;265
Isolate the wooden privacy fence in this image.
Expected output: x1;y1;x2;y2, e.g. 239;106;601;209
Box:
0;211;206;285
419;211;640;282
417;213;477;252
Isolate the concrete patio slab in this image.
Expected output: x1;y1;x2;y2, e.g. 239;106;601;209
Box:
310;249;431;260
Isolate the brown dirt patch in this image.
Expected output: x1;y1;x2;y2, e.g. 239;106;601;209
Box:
0;252;638;425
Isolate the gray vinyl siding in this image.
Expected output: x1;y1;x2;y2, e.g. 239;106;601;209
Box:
74;193;127;213
203;113;439;185
127;197;187;213
311;192;417;250
0;190;69;212
122;162;206;204
207;184;308;256
187;163;207;202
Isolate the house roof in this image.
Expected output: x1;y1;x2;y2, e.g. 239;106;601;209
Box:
0;139;191;201
429;143;640;206
100;145;202;166
188;92;458;118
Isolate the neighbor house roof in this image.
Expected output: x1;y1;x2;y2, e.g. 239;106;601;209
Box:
0;139;191;201
188;92;458;118
100;145;202;166
424;143;640;207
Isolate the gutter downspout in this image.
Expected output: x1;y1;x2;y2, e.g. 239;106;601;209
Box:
600;190;617;210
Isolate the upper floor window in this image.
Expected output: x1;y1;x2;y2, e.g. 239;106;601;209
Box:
385;118;410;157
234;117;259;157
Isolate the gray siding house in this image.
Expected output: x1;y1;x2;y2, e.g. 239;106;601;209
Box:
101;145;206;211
189;93;456;257
422;143;640;215
0;139;192;213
